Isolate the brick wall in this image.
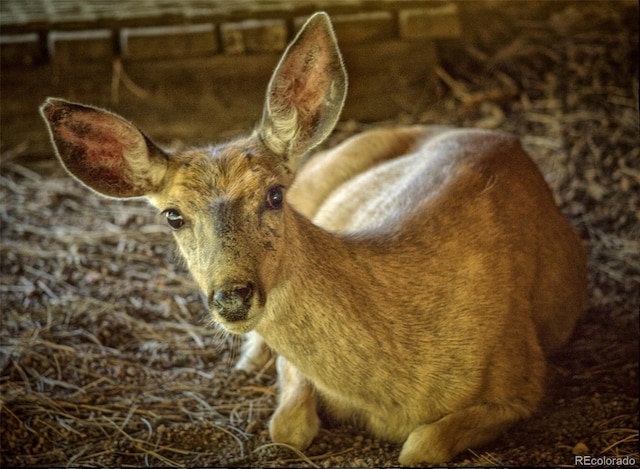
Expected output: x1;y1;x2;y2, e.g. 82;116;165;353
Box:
1;1;462;153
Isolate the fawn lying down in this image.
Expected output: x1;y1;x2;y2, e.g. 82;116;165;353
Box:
40;12;587;465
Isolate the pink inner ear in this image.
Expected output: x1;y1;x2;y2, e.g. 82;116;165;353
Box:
275;29;334;125
301;52;332;118
48;103;149;197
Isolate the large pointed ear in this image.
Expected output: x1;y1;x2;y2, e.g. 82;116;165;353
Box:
259;12;347;171
40;98;169;198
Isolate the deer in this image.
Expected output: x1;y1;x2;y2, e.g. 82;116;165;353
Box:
40;12;587;465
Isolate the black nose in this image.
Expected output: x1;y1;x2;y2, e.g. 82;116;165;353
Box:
211;282;254;322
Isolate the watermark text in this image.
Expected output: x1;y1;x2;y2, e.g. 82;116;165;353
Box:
575;455;636;466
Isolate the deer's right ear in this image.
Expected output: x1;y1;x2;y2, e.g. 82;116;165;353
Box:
40;98;169;199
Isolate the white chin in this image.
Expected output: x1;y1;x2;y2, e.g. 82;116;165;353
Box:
215;315;260;335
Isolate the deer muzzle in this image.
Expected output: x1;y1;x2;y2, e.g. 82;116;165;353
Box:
210;282;255;323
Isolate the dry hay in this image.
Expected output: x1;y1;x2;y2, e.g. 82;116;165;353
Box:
1;2;638;467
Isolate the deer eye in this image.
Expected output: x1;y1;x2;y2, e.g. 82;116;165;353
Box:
163;209;184;230
266;186;284;210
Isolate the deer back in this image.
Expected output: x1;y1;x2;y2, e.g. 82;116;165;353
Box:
299;126;587;357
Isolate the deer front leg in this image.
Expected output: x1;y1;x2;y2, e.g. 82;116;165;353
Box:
234;331;275;373
269;355;320;450
398;401;532;465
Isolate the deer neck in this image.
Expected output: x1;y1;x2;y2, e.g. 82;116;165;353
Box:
256;206;380;363
254;204;436;407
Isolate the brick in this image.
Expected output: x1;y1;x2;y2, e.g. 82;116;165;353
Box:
0;33;43;66
47;30;113;104
120;24;217;60
399;3;462;40
221;19;288;55
48;30;113;65
324;11;395;45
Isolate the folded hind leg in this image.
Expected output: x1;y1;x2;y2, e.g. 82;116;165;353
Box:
399;401;535;465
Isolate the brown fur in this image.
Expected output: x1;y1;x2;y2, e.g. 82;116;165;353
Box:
40;12;587;465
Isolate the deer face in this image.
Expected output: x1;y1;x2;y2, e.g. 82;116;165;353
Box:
41;12;346;334
151;139;292;332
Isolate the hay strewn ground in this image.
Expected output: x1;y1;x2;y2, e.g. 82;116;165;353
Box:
1;2;638;467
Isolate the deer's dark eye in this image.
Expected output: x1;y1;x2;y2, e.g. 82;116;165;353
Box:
163;209;184;230
266;186;284;210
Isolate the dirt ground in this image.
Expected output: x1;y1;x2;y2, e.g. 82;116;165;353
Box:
1;2;638;467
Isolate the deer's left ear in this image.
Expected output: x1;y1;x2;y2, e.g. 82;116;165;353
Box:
259;12;347;172
40;98;169;199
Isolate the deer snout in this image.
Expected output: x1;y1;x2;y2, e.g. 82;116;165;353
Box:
210;282;254;322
